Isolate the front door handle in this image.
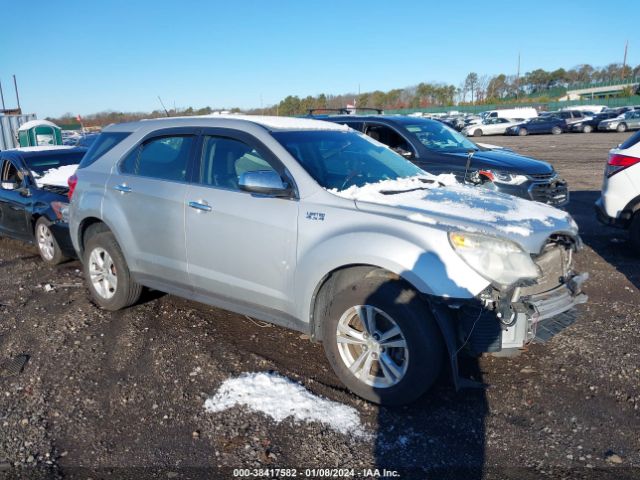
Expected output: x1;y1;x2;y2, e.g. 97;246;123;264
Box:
113;184;132;194
188;200;212;212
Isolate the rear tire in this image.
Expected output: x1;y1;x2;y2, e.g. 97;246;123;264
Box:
617;123;628;133
630;213;640;253
518;128;528;136
83;229;142;310
551;126;562;135
473;129;483;137
35;217;66;266
321;274;444;405
583;125;593;133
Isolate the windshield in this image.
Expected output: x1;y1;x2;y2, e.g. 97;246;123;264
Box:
24;151;86;176
271;130;425;190
403;122;478;152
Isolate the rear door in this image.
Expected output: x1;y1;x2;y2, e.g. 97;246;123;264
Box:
104;129;196;288
0;158;31;240
184;129;298;316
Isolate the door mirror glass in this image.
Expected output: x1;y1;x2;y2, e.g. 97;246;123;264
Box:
239;170;291;197
1;181;16;190
394;147;414;159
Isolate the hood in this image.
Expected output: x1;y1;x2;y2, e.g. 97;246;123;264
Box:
446;149;554;175
331;176;577;254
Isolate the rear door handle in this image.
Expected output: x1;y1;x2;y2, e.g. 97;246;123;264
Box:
188;200;212;212
113;184;132;194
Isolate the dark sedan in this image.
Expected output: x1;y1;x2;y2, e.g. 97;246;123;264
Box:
0;146;86;264
569;111;621;133
505;116;568;136
320;114;569;206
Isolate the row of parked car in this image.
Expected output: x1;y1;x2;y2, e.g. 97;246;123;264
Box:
0;112;636;405
438;106;640;137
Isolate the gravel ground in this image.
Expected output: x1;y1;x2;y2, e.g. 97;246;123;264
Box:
0;131;639;479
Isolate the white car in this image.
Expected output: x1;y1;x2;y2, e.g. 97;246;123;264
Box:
462;117;523;137
596;130;640;250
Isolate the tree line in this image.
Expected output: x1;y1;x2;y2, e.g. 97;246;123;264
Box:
48;62;640;126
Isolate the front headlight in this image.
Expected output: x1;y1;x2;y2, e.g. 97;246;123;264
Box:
449;232;540;288
481;170;528;185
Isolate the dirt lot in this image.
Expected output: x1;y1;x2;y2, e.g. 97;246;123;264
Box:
0;132;639;479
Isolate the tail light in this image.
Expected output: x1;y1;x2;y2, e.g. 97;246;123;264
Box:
68;174;78;200
606;153;640;177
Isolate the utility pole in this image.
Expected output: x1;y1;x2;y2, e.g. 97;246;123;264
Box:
13;74;21;112
0;79;5;110
622;40;629;82
516;52;521;100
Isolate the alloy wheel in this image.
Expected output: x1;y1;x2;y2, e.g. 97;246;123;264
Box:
336;305;409;388
37;223;55;261
88;247;118;299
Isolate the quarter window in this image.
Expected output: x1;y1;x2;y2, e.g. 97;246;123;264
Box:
121;135;194;182
199;136;277;190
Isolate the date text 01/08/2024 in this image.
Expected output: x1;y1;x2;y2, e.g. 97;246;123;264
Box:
232;468;400;477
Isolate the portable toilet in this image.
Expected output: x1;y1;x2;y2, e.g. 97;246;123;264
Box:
17;120;63;147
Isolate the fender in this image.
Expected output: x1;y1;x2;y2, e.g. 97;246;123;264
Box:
294;230;488;324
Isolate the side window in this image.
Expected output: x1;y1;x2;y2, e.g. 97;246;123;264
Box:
120;135;194;182
0;159;23;188
341;122;364;132
199;136;277;190
365;125;411;153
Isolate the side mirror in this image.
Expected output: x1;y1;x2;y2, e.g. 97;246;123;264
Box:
1;181;16;190
395;148;414;159
17;186;31;197
239;170;291;197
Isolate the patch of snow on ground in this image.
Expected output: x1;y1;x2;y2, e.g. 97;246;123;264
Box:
204;372;368;437
34;164;78;187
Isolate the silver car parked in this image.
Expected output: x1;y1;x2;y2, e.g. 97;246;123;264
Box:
68;116;587;405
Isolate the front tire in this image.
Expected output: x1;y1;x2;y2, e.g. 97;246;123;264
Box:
518;128;528;136
35;217;66;266
473;129;483;137
617;123;628;133
551;126;562;135
321;275;444;405
83;229;142;310
583;125;593;133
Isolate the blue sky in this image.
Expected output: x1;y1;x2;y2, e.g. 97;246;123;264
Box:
1;0;636;117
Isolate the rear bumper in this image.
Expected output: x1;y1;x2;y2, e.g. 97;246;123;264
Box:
594;197;631;228
48;221;77;259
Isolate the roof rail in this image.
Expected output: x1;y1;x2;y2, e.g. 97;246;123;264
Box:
307;107;384;116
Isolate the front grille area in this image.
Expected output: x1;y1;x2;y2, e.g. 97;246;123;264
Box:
522;242;572;297
528;172;555;181
529;179;569;206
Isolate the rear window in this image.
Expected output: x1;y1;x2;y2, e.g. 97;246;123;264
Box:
620;130;640;150
24;151;87;176
78;132;130;169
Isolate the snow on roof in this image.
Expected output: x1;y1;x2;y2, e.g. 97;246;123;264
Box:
204;372;368;437
33;164;78;188
205;114;350;131
17;120;59;131
9;145;74;153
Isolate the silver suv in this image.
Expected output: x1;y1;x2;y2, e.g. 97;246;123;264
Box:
69;116;587;405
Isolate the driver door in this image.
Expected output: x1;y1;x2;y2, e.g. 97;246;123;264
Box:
185;130;298;317
0;159;31;240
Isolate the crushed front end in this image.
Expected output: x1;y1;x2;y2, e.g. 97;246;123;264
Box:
454;234;588;355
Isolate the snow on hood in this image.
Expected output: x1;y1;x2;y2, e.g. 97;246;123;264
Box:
330;176;574;239
204;372;368;437
33;164;78;188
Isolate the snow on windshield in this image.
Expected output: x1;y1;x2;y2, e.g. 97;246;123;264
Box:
329;176;570;237
33;164;78;188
